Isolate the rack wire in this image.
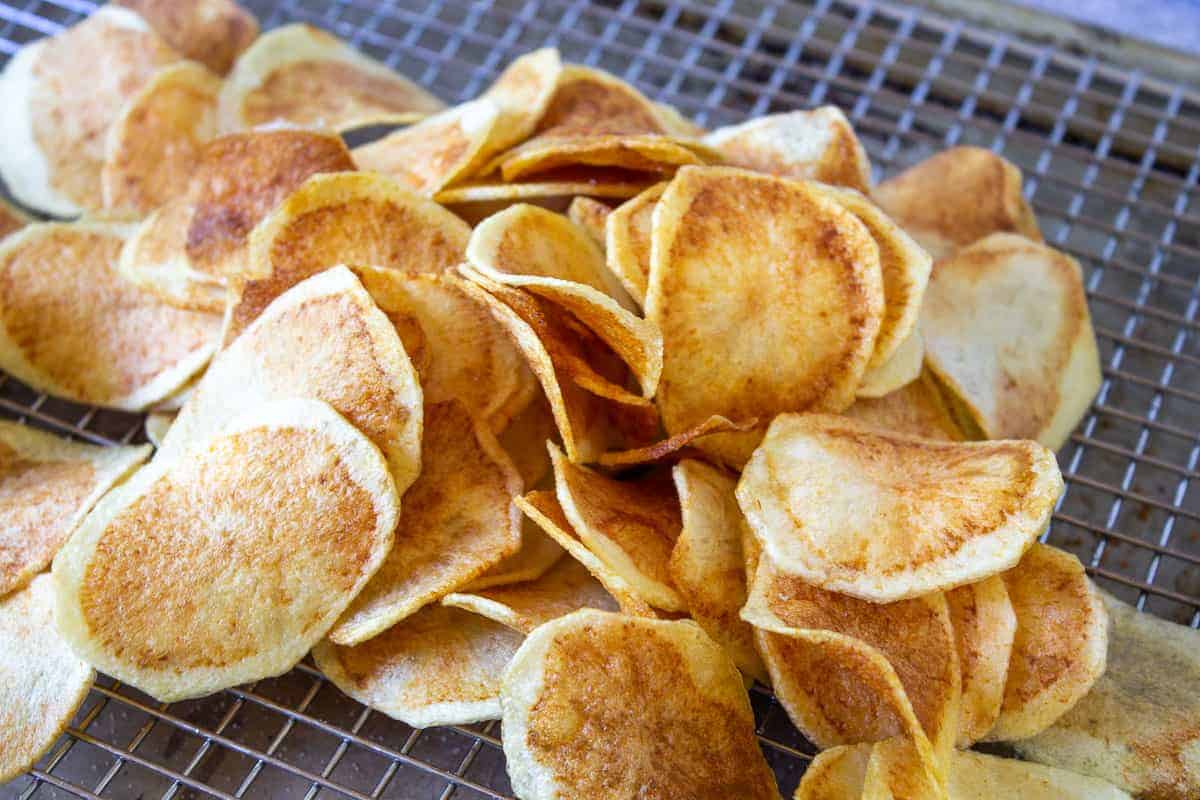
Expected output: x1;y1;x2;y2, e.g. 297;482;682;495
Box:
1;0;1198;797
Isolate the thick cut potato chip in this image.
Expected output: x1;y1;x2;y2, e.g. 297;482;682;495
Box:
114;0;258;75
550;444;684;611
501;610;781;800
737;414;1062;602
987;544;1108;742
497;391;558;488
0;422;149;598
102;60;221;217
219;24;444;132
1015;592;1200;800
845;368;963;441
795;745;872;800
567;196;611;247
0;222;219;411
0;575;94;783
647;166;884;467
330;400;522;646
604;181;666;306
466;515;564;591
862;737;945;800
704;107;871;192
0;6;180;215
54;398;399;702
598;414;757;468
946;576;1016;746
857;329;924;399
313;605;523;728
117;198;227;313
922;233;1101;451
873;146;1041;259
950;749;1132;799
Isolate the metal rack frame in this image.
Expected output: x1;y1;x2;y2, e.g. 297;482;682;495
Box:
1;0;1198;797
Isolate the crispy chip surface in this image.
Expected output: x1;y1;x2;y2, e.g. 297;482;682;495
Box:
844;369;963;441
471;48;563;165
501;610;780;800
794;745;872;800
53;398;399;702
946;576;1016;746
949;749;1132;799
856;329;924;399
114;0;258;75
117;198;227;313
567;196;611;247
862;737;945;800
604;181;666;306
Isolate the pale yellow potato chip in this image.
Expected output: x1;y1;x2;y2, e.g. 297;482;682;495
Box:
465;47;564;174
737;413;1062;602
567;195;612;248
604;181;666;306
501;610;780;800
219;24;444;132
873;146;1042;259
330;400;522;645
704;107;871;192
987;544;1108;742
794;745;872;800
0;575;94;783
497;391;558;488
861;737;945;800
598;415;758;468
950;749;1132;799
646;166;884;467
144;411;174;448
856;329;924;399
946;576;1016;746
0;222;219;411
117;198;227;313
435;170;650;205
922;233;1102;451
114;0;258;75
313;605;523;728
844;368;964;441
465;514;565;591
0;422;149;598
53;397;399;702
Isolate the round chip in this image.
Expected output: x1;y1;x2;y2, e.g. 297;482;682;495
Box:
946;576;1016;746
53;397;400;702
118;198;227;313
843;369;964;441
604;181;666;306
113;0;259;75
737;413;1063;602
501;610;781;800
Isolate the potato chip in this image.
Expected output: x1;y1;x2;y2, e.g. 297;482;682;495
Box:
653;101;706;138
567;196;611;248
987;544;1108;742
1014;592;1200;800
0;197;30;241
856;329;924;399
647;166;884;467
330;400;522;645
550;443;684;611
118;198;228;313
669;458;767;682
0;422;149;598
114;0;258;75
434;170;651;205
53;397;400;702
873;146;1041;259
466;515;565;591
0;575;94;783
497;391;558;487
598;414;758;468
922;233;1101;451
949;749;1132;799
0;6;180;215
501;610;780;800
102;60;221;217
795;745;872;800
144;411;174;448
0;222;220;411
704;107;871;192
862;737;945;800
470;47;564;169
604;181;666;306
737;413;1062;602
313;605;523;728
843;369;964;441
219;24;444;132
946;576;1016;746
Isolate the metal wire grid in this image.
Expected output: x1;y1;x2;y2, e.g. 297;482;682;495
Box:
0;0;1197;797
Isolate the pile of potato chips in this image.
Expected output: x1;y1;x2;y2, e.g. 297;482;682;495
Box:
0;4;1197;800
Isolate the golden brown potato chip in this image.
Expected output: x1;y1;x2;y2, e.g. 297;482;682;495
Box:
466;514;564;591
873;146;1042;259
0;574;94;783
604;181;666;306
330;400;522;645
0;6;180;215
501;134;709;182
598;415;758;468
117;198;227;313
567;196;612;248
704;107;871;192
54;397;400;702
856;329;924;399
737;413;1062;602
0;222;219;411
497;391;558;488
862;737;945;800
501;609;780;800
0;423;149;598
795;744;872;800
922;233;1102;451
1014;592;1200;800
219;24;444;132
987;544;1108;742
843;369;964;441
946;576;1016;746
102;60;221;217
313;605;523;728
647;166;884;467
114;0;258;76
950;749;1132;799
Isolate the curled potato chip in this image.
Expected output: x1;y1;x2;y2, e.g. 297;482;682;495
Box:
704;107;871;191
0;575;94;783
604;181;666;306
466;514;565;591
0;222;220;411
862;737;945;800
219;24;443;132
598;415;758;468
737;413;1062;602
922;233;1101;451
117;198;227;313
647;166;884;467
330;400;522;646
567;196;611;247
114;0;258;75
54;397;399;702
313;605;523;728
946;576;1016;746
795;744;872;800
950;749;1132;800
102;60;221;217
0;422;149;598
873;146;1041;259
497;391;558;488
987;544;1108;742
857;329;924;399
470;48;564;170
843;369;964;441
501;610;780;800
0;6;180;215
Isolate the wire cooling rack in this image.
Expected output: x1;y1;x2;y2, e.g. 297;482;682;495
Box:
1;0;1199;797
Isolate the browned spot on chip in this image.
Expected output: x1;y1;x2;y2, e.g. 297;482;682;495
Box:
599;415;758;468
115;0;258;75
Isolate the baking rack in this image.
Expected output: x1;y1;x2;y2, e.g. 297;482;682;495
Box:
1;0;1199;797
